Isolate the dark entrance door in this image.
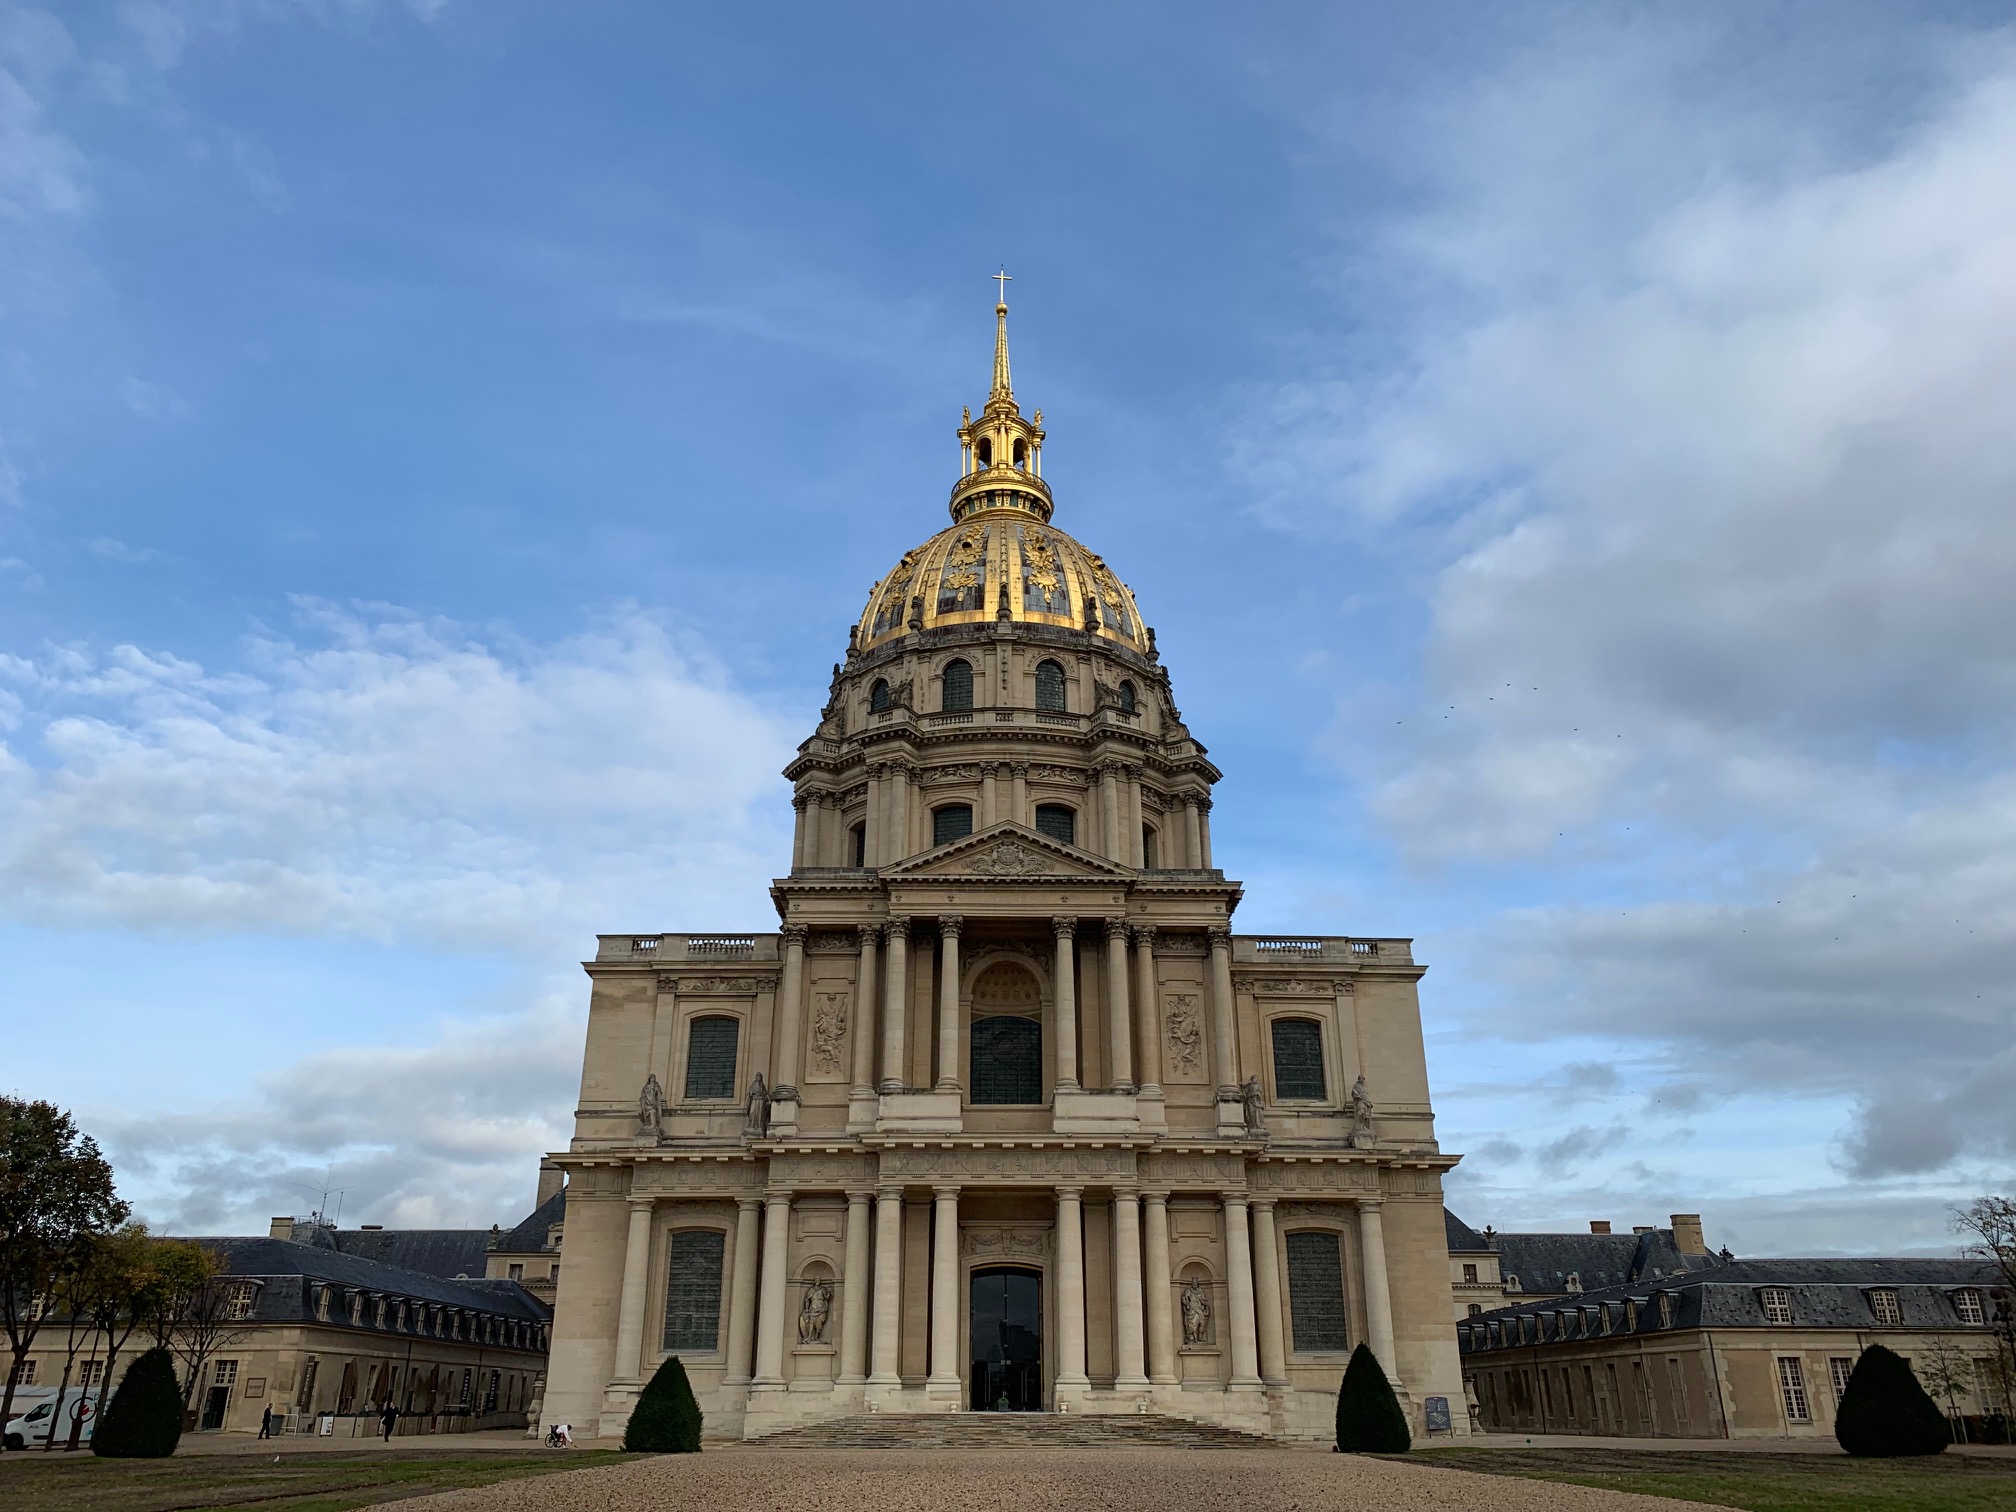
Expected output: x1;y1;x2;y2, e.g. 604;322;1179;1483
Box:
969;1266;1042;1411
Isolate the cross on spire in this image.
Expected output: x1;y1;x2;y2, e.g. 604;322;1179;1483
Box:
993;267;1012;306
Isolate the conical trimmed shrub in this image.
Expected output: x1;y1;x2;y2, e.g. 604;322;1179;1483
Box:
1335;1341;1411;1453
623;1355;702;1452
1835;1344;1949;1457
92;1347;184;1458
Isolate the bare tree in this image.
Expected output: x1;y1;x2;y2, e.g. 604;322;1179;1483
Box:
0;1099;130;1447
1917;1336;1975;1442
1955;1195;2016;1294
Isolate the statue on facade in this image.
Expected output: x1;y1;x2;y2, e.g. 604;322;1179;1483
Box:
1241;1075;1265;1135
797;1279;833;1344
1348;1073;1376;1148
744;1072;771;1136
1180;1279;1211;1346
636;1073;665;1137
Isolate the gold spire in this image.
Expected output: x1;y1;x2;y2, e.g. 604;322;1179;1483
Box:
990;267;1013;402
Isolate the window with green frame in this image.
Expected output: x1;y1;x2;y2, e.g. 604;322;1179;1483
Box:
933;804;974;846
941;659;974;711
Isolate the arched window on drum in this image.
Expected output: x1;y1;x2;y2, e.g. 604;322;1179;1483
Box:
1034;660;1066;712
941;658;974;712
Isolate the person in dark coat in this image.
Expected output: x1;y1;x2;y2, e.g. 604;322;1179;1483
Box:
380;1402;400;1442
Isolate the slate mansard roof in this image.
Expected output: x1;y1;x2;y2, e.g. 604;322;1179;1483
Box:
329;1228;496;1280
200;1236;552;1329
497;1189;566;1254
1444;1208;1718;1293
1459;1256;2000;1354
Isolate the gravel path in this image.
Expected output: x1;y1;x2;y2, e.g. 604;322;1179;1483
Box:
392;1446;1735;1512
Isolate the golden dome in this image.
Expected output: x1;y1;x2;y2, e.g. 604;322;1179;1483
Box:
856;511;1147;653
855;288;1146;654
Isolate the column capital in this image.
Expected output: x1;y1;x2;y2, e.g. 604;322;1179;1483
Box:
1141;1188;1171;1206
763;1189;793;1207
845;1187;875;1203
938;914;963;938
735;1195;764;1212
931;1183;961;1199
1249;1196;1278;1212
1196;795;1214;814
1131;923;1157;947
857;922;883;945
887;913;912;932
626;1195;656;1213
780;922;809;946
1055;1183;1084;1200
1052;914;1079;938
1009;760;1029;778
1356;1195;1384;1213
979;760;1000;777
792;792;811;813
1206;926;1233;951
1103;916;1130;943
876;1183;905;1200
1110;1184;1139;1202
1220;1190;1250;1208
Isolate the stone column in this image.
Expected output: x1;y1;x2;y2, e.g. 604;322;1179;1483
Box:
1221;1194;1262;1388
1142;1192;1177;1384
1197;796;1214;868
936;916;962;1090
752;1193;792;1387
1207;928;1240;1127
928;1186;961;1391
1182;796;1203;869
810;793;830;867
791;793;809;869
1111;1188;1148;1389
881;918;909;1092
773;924;807;1099
868;1186;904;1386
1125;768;1144;867
1132;926;1162;1095
1010;761;1028;826
611;1197;656;1382
725;1196;763;1385
980;762;999;828
864;763;885;868
850;925;881;1099
1250;1198;1288;1387
839;1189;873;1385
1055;1186;1089;1388
1100;764;1122;860
1052;916;1079;1091
1103;918;1133;1090
1357;1198;1399;1380
886;763;910;866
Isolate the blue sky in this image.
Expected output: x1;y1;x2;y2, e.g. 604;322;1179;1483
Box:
3;0;2013;1253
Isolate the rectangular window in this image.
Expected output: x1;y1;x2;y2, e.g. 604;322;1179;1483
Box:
8;1360;34;1387
507;1264;523;1281
1284;1231;1350;1352
1667;1358;1689;1429
1869;1289;1902;1326
932;804;973;846
683;1016;740;1100
662;1229;727;1352
1953;1289;1984;1325
80;1360;104;1389
1269;1018;1327;1100
214;1359;239;1387
1777;1357;1811;1422
1034;804;1076;844
1760;1287;1793;1325
1462;1263;1478;1283
1829;1356;1854;1403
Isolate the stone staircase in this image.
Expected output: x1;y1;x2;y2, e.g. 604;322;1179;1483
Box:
747;1411;1274;1450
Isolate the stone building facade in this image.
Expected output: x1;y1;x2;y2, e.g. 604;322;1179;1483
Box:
540;298;1467;1442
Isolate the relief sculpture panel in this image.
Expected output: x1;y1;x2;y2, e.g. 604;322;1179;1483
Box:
808;990;850;1080
1162;993;1204;1079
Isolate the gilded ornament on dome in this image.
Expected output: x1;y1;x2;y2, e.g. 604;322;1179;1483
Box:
936;525;988;613
1018;524;1071;616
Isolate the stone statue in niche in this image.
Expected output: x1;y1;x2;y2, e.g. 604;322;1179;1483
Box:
1348;1074;1376;1149
811;992;849;1075
797;1279;834;1344
636;1073;665;1138
1180;1279;1211;1346
1241;1075;1265;1135
744;1073;770;1136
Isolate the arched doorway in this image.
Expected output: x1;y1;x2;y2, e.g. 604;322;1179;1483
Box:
969;1266;1042;1411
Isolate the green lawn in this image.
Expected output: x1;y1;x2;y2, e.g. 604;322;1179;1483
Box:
0;1447;623;1512
1406;1446;2016;1512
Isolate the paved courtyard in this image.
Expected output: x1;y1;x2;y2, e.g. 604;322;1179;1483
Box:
395;1446;1733;1512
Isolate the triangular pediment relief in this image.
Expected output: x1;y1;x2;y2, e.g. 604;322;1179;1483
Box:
883;821;1132;880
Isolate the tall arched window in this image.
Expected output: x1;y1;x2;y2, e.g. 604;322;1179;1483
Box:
1035;660;1066;711
851;822;867;867
869;678;891;712
941;659;973;712
662;1229;725;1351
1118;680;1136;713
683;1016;740;1100
932;804;974;846
1270;1018;1327;1100
1285;1231;1349;1352
1034;804;1076;844
1141;825;1157;867
969;962;1043;1105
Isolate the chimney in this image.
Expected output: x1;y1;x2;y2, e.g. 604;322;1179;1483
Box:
360;1224;383;1231
1589;1221;1611;1235
269;1216;295;1239
1670;1213;1706;1255
536;1159;564;1210
1632;1225;1654;1235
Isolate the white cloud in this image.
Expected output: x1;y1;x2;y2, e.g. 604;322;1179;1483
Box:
1247;27;2016;1206
0;603;797;949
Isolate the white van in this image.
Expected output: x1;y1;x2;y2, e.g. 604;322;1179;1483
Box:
2;1385;99;1450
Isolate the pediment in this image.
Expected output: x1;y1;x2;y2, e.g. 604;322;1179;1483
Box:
883;822;1132;880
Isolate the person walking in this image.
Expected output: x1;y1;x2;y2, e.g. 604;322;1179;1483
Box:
379;1402;400;1442
259;1405;274;1439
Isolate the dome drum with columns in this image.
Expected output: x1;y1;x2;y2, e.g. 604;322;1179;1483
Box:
539;290;1467;1446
